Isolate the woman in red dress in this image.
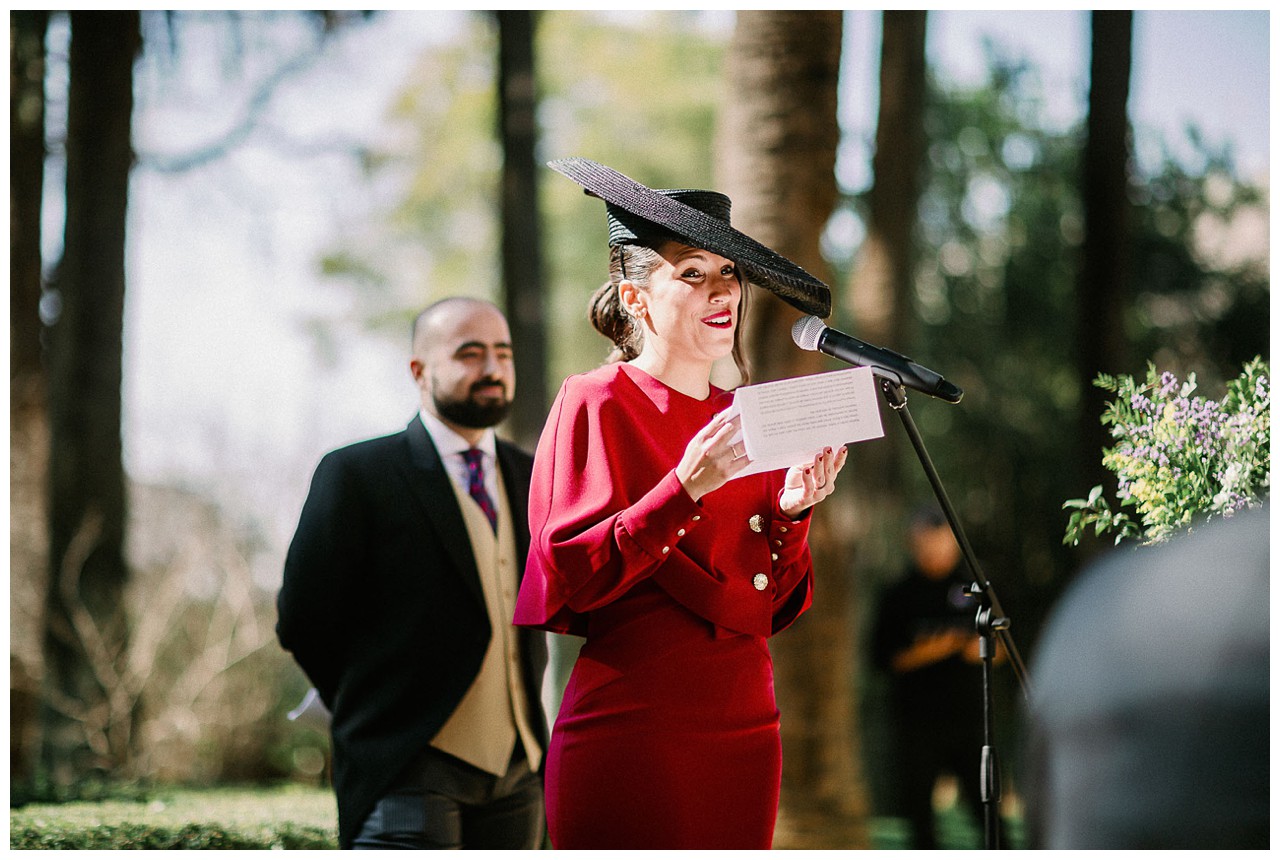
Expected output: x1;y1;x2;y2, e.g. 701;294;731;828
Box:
514;159;848;849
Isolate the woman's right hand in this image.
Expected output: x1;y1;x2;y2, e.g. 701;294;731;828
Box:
676;410;750;503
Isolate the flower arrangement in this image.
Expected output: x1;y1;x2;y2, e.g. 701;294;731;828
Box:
1063;356;1270;546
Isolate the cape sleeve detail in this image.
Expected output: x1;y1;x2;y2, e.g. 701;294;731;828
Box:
513;375;705;635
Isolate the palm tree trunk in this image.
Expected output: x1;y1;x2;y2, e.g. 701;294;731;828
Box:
721;10;870;849
846;9;928;580
845;10;930;820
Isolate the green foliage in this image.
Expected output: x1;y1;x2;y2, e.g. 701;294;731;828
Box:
316;11;500;324
536;11;723;386
886;53;1093;596
316;11;725;394
1128;152;1271;381
11;775;154;809
10;785;337;850
1063;357;1270;545
846;46;1269;610
10;820;333;850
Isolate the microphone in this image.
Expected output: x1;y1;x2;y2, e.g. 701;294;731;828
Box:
791;315;964;404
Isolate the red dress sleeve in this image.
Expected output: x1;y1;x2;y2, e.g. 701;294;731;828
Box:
515;366;820;639
513;373;707;635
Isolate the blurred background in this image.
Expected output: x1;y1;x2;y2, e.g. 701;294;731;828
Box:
10;9;1269;848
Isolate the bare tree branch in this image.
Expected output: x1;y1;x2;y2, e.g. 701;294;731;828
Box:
136;46;323;173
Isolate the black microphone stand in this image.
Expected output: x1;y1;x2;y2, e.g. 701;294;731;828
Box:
876;377;1030;850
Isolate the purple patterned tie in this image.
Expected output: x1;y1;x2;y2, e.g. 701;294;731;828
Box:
462;448;498;532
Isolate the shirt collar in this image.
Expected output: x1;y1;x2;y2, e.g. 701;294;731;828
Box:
419;409;497;462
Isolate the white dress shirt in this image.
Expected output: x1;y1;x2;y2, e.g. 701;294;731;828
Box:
419;409;500;504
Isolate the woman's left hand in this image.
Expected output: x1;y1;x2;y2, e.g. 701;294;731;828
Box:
779;445;848;519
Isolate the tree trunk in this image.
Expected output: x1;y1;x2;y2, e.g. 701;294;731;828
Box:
1076;11;1133;515
845;10;930;818
846;10;928;578
10;10;46;384
720;10;869;849
41;10;140;788
11;8;50;789
495;10;548;452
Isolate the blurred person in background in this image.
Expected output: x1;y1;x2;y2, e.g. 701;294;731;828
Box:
870;505;989;849
277;297;548;850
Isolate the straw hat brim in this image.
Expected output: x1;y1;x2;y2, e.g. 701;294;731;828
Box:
549;157;832;318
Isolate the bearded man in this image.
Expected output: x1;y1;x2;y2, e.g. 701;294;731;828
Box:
277;297;547;849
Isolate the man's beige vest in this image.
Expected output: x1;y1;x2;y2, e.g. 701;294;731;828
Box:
431;464;543;775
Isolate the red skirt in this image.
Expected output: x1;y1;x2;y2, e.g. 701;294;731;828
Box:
545;581;782;849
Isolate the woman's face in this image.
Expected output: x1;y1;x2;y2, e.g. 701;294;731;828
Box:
632;241;742;366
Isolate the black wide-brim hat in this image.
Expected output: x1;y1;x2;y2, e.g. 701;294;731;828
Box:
549;157;832;318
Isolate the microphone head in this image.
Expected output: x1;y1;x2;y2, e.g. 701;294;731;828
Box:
791;314;826;351
938;380;965;404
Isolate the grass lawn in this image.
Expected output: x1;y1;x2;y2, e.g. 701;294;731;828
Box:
11;783;1022;849
10;784;338;850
